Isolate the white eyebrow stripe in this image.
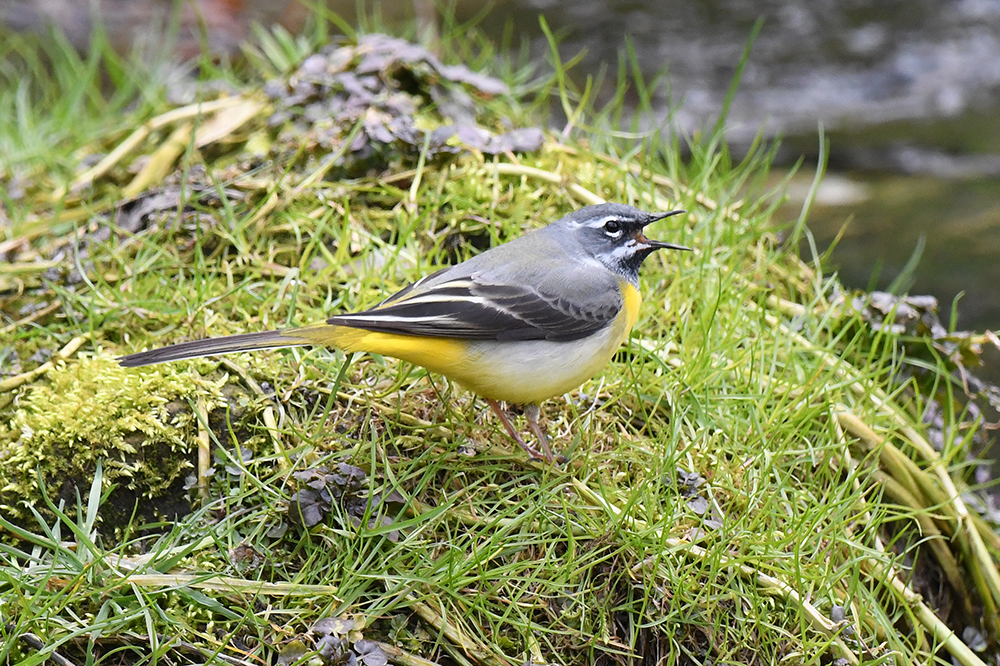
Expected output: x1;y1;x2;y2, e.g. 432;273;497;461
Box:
565;215;624;230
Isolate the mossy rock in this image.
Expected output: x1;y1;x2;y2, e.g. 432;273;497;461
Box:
1;354;254;530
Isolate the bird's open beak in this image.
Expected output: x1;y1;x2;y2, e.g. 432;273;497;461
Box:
636;209;691;251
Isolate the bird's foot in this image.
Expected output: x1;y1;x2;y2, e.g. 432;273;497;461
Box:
524;403;557;463
486;399;558;463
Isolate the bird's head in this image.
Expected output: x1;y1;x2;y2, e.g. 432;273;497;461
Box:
554;203;690;284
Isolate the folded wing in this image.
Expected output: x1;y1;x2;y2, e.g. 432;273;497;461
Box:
328;272;622;342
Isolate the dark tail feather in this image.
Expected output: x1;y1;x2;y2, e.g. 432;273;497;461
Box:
118;329;312;367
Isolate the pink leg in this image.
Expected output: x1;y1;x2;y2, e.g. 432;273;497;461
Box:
524;403;555;463
486;399;551;462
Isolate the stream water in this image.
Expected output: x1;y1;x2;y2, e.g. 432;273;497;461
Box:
465;0;1000;335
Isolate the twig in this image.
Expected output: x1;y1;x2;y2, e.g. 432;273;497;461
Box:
12;629;79;666
880;561;986;666
407;594;504;666
195;399;212;501
0;299;62;335
122;122;194;198
487;162;603;206
872;469;972;615
119;573;340;597
191;97;264;148
0;335;88;393
0;259;64;274
171;634;257;666
377;640;444;666
62;96;246;196
83;632;255;666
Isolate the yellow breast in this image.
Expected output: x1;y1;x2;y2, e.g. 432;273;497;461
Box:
620;280;642;334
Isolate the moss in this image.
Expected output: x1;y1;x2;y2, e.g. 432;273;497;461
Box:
1;354;227;521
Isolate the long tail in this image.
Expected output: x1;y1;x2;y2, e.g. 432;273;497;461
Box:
118;324;331;368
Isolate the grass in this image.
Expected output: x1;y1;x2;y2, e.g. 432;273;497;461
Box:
2;6;1000;666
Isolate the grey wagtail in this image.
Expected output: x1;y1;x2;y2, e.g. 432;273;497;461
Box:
119;203;690;462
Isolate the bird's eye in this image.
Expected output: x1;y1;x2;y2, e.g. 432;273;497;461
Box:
604;220;622;235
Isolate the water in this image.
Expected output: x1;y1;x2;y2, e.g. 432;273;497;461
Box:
464;1;1000;333
794;171;1000;328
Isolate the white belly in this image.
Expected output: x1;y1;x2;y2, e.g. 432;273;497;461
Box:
447;315;631;405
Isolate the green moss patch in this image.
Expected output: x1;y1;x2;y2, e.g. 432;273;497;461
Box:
2;355;225;521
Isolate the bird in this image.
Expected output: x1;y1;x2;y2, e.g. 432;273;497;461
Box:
119;202;690;462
